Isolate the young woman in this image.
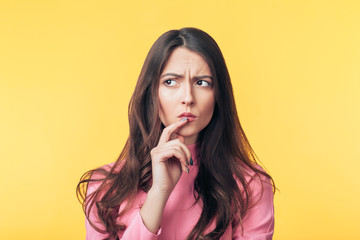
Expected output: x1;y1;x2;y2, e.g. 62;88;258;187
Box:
77;27;275;240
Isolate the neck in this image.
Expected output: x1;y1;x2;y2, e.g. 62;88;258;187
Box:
184;135;198;145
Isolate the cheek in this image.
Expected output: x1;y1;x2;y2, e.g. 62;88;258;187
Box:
158;90;175;125
203;95;215;118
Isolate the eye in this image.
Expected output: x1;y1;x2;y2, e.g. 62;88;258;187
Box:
163;79;177;86
196;80;211;87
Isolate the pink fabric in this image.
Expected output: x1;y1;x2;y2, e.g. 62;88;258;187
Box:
85;144;274;240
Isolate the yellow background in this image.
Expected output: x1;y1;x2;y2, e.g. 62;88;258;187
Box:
1;0;359;239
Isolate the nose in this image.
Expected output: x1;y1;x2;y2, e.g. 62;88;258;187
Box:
181;82;194;106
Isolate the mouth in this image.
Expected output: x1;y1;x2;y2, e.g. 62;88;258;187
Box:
178;112;197;122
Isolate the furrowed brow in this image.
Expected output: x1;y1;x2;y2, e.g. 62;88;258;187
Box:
160;73;183;78
194;75;213;81
160;73;213;80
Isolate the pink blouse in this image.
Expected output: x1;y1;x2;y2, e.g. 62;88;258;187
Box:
85;144;274;240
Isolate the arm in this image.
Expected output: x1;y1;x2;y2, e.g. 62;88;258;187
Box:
84;178;109;240
140;118;191;233
85;118;192;239
233;172;275;240
85;179;161;240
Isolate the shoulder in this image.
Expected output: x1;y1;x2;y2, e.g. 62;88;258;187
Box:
86;161;124;196
241;163;273;187
238;163;274;207
84;162;119;237
234;164;275;237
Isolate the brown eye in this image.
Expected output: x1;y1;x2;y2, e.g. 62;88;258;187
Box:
163;79;177;86
196;80;211;87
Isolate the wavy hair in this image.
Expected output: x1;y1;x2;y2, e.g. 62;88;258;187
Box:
77;27;275;240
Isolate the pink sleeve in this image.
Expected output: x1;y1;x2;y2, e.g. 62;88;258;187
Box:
85;216;108;240
233;173;274;240
85;178;109;240
120;212;161;240
86;210;161;240
85;168;161;240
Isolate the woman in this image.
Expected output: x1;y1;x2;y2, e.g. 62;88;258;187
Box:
77;27;275;240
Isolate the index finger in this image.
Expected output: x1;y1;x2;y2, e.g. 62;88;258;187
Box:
158;117;188;145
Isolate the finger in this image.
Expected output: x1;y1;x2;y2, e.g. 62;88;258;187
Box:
174;136;192;165
163;138;192;167
171;148;190;173
158;117;188;145
156;147;190;173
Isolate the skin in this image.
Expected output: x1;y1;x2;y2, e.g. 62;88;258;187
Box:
158;47;215;145
140;47;215;233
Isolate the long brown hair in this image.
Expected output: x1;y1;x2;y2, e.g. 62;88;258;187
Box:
77;27;275;240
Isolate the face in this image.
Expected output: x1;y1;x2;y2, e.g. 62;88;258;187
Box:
158;47;215;145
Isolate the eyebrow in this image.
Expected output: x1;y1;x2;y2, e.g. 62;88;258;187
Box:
160;73;213;80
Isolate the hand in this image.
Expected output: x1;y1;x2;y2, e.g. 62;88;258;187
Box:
139;118;192;233
150;118;192;196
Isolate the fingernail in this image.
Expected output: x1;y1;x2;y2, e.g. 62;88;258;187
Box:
190;157;193;166
181;117;188;122
186;166;189;173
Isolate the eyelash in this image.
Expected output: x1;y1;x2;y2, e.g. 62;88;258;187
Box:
163;79;212;87
196;80;211;87
163;79;177;86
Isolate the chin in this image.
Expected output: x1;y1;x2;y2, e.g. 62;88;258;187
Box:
178;127;202;138
177;128;195;136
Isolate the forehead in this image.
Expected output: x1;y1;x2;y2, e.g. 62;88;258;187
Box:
162;47;211;74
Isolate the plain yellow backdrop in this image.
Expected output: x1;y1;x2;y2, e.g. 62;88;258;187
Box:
1;0;359;239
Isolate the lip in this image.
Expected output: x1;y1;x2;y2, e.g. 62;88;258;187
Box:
178;112;197;122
